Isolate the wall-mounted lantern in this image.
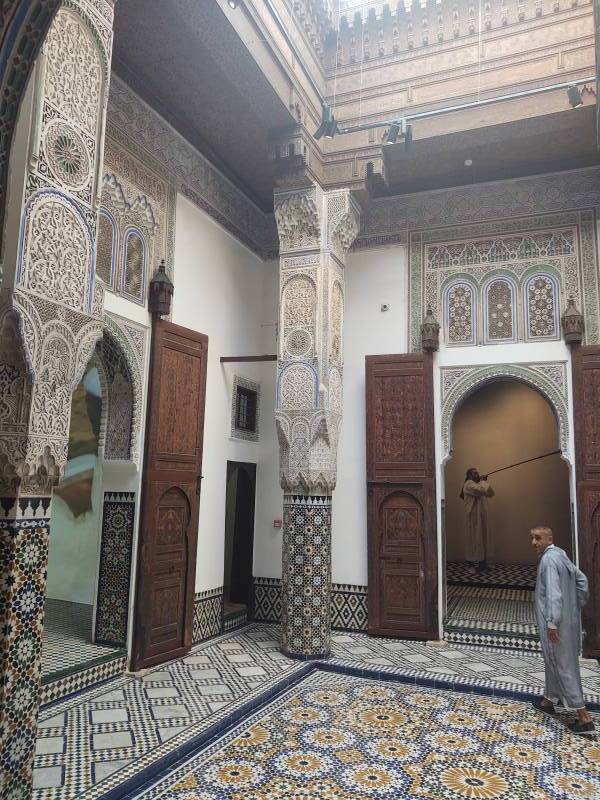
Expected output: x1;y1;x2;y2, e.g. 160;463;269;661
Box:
561;296;584;346
421;306;440;352
148;260;173;317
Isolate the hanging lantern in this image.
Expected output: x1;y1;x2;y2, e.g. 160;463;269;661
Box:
148;260;173;317
561;296;584;345
421;306;440;352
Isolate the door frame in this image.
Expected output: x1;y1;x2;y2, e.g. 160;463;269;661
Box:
434;362;577;638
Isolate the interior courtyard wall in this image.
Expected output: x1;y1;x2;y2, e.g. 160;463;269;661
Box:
445;380;571;564
333;244;409;587
172;193;274;594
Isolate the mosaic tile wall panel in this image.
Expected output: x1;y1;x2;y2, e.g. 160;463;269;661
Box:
253;578;283;624
193;588;223;644
94;492;135;647
0;498;51;800
253;577;368;632
281;495;333;658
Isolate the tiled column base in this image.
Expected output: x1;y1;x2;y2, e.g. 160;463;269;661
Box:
0;496;51;799
281;494;332;659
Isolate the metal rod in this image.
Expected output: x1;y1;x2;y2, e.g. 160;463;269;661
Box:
486;449;561;477
337;76;595;135
220;355;277;362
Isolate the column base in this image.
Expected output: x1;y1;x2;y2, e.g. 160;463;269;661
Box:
280;646;331;661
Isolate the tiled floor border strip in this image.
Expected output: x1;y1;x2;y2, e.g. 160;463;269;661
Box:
448;580;535;590
113;657;600;800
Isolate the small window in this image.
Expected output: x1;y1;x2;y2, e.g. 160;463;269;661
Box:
236;386;257;432
231;376;260;442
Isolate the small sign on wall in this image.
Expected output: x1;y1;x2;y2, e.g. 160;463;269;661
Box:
273;519;283;528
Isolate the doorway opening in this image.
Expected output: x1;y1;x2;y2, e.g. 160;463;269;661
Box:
443;379;572;649
223;461;256;629
43;362;125;683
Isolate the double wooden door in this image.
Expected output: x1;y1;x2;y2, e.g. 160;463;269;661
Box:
132;320;208;670
572;345;600;657
366;353;438;640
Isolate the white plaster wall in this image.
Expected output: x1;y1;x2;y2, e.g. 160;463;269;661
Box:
333;245;409;586
173;195;279;592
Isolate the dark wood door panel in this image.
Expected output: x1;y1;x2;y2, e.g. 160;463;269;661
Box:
573;346;600;657
368;483;437;638
132;320;208;670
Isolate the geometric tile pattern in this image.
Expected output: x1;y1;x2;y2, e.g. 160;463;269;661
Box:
331;584;368;631
281;495;332;658
444;585;540;652
42;599;124;681
447;560;537;589
254;577;368;632
32;626;304;800
132;670;600;800
94;492;135;646
223;607;247;633
40;654;128;707
0;497;52;800
252;578;282;624
30;623;600;800
193;588;223;644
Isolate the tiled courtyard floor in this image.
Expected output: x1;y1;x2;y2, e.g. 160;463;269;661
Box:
33;623;600;800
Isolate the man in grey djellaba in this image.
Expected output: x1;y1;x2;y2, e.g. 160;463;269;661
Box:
530;526;595;734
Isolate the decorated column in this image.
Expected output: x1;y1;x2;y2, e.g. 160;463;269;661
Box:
274;185;360;658
0;2;114;795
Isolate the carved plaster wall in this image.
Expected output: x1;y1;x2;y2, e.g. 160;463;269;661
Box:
97;134;176;304
408;210;598;352
274;187;360;495
106;75;274;260
440;362;570;463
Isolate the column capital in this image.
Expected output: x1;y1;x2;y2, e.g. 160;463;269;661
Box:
274;183;360;495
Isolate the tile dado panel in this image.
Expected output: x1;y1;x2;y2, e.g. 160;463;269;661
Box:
94;492;136;647
254;577;369;632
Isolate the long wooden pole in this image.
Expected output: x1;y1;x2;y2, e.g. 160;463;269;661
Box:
486;449;561;477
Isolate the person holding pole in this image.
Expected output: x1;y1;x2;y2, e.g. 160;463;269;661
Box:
530;525;595;734
460;468;494;572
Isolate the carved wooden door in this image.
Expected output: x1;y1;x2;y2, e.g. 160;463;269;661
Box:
366;353;438;639
572;346;600;657
132;320;208;670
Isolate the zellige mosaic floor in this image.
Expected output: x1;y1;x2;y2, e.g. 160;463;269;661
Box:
33;623;600;800
135;671;600;800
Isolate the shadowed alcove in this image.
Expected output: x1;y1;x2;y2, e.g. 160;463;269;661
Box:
444;379;572;647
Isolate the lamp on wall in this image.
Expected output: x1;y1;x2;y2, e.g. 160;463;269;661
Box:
421;306;440;352
566;85;584;107
149;260;174;318
561;296;584;345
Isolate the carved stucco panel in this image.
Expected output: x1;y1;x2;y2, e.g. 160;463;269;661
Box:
440;362;569;462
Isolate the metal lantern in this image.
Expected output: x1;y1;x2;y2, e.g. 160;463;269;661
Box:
561;296;584;345
421;306;440;352
148;260;173;317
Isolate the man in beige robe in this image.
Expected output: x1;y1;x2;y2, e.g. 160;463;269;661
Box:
461;468;494;571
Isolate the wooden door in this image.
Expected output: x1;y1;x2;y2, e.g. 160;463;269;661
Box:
366;353;438;639
572;345;600;657
132;320;208;670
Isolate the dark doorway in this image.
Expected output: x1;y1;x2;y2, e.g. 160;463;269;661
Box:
223;461;256;625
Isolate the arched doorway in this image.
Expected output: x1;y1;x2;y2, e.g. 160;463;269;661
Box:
443;378;572;649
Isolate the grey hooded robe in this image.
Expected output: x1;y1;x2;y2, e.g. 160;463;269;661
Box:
535;545;589;710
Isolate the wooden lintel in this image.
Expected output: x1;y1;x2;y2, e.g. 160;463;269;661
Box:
220;355;277;363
